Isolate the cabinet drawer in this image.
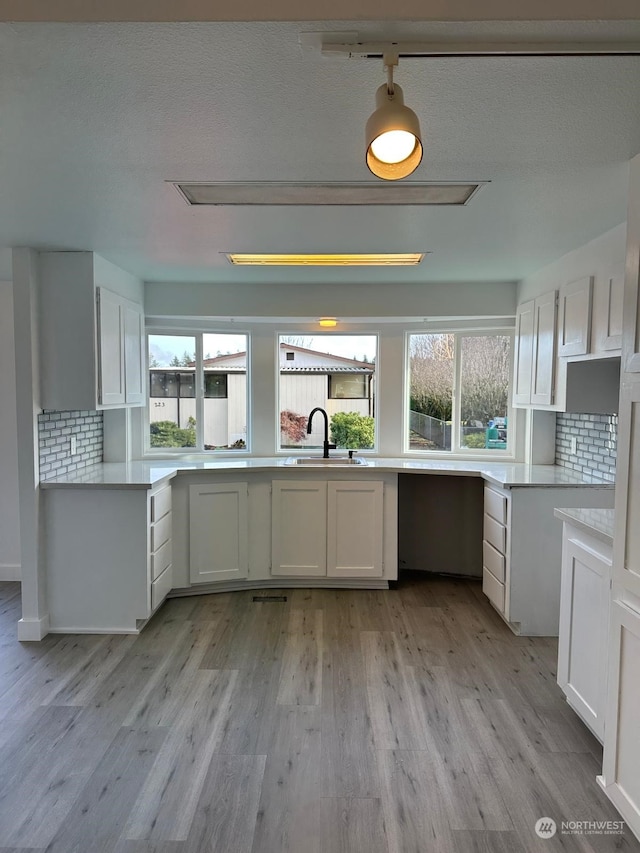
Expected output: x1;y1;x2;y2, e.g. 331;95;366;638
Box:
483;513;507;555
483;566;505;613
484;487;507;525
151;564;173;610
151;538;172;581
151;486;172;522
151;512;172;552
483;540;506;583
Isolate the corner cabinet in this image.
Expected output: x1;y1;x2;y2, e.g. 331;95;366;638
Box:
39;251;145;411
43;482;172;633
481;483;614;636
271;479;385;578
513;278;622;413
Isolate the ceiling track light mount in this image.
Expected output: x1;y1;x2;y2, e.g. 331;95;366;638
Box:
365;54;423;181
315;38;640;59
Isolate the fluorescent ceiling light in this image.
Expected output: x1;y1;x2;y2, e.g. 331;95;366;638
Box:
173;182;484;206
226;253;426;266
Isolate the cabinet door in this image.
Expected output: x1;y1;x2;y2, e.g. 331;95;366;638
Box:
557;276;592;357
123;301;145;405
271;481;327;576
327;481;384;578
557;534;610;741
623;156;640;371
612;380;640;602
601;601;640;833
530;290;557;406
512;300;534;405
97;288;125;406
189;482;248;583
593;273;624;352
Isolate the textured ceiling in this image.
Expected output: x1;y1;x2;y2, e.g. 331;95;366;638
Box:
1;20;640;284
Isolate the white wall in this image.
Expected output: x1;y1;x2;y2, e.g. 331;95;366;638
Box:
518;223;626;302
145;280;517;319
94;253;145;304
0;281;21;579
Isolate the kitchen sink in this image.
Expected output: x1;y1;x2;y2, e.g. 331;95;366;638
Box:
285;456;370;466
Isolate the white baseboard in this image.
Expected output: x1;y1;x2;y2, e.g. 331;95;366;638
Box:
47;626;140;635
0;563;21;581
169;577;389;597
17;614;50;641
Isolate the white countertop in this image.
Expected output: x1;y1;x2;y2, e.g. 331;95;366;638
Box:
554;506;616;546
39;457;615;490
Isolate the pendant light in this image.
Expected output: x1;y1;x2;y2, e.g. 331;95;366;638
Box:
365;55;423;181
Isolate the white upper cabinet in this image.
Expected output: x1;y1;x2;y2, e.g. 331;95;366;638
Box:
97;287;126;406
39;252;145;411
592;272;624;353
557;276;593;357
512;292;557;407
513;276;622;412
97;288;145;407
512;299;535;405
123;301;146;405
530;289;558;406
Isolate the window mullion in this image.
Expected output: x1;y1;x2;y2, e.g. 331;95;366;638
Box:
452;333;462;453
195;334;205;451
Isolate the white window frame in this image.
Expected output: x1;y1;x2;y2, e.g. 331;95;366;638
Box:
276;331;379;455
404;328;515;458
144;328;251;456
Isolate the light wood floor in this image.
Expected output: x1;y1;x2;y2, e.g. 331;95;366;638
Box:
0;575;637;853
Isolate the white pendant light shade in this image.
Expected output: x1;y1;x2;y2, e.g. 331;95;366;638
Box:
366;82;423;180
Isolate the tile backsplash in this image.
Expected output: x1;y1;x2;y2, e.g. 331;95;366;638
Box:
38;410;103;480
555;413;617;483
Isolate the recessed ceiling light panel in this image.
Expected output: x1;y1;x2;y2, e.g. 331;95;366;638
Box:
226;253;426;267
173;182;485;206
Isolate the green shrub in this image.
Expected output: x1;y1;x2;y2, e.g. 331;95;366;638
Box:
330;411;375;449
150;418;196;448
462;431;486;448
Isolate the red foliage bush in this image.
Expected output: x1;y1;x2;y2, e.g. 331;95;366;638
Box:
280;410;308;443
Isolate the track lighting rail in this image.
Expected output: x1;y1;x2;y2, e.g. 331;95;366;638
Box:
319;40;640;59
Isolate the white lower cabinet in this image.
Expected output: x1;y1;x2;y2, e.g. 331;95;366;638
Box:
327;481;384;578
189;482;249;583
44;481;172;633
271;481;327;576
481;484;614;635
271;479;385;578
482;485;510;619
149;483;173;612
557;526;611;741
600;600;640;831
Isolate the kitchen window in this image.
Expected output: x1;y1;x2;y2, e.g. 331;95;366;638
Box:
278;334;377;452
147;332;248;452
407;331;513;454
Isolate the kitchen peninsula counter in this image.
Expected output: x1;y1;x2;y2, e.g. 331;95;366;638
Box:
39;457;615;490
